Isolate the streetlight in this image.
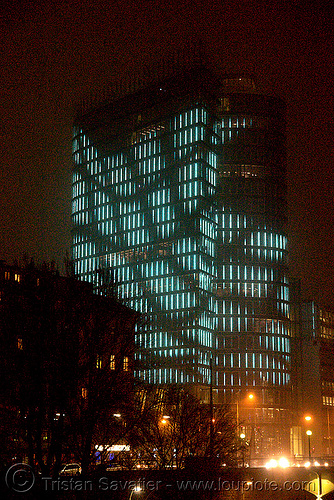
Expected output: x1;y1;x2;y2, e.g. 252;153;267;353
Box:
209;357;214;458
306;430;312;461
235;392;255;430
304;469;323;500
129;485;142;500
304;415;312;423
240;433;247;467
232;392;256;465
244;393;256;465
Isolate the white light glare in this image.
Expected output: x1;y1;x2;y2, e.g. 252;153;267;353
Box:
278;457;290;468
265;459;278;469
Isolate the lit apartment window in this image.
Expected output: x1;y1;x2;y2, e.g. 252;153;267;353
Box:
123;356;129;371
110;354;116;370
96;355;102;369
17;338;23;350
4;271;10;280
14;274;21;283
81;387;88;399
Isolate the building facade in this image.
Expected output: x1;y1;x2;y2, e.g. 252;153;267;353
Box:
72;66;291;458
0;260;137;469
291;297;334;460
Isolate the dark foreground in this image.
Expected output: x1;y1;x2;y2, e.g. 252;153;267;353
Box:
2;465;334;500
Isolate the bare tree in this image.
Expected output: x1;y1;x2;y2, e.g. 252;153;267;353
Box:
127;385;237;470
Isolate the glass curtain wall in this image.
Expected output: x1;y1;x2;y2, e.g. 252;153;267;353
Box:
72;104;218;386
72;72;291;456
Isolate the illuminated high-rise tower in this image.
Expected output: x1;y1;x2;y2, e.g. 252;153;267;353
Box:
72;65;290;457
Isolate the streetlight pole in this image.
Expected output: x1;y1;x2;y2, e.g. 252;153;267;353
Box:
244;393;255;466
240;433;246;467
327;408;331;455
236;394;239;432
209;358;214;458
129;486;142;500
306;430;312;461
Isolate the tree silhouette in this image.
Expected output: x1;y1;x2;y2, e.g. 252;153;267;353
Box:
127;385;237;470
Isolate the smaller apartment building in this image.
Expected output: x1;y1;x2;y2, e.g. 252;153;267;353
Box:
0;260;137;468
291;294;334;460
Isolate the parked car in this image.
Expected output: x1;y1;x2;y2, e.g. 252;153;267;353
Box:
59;463;82;476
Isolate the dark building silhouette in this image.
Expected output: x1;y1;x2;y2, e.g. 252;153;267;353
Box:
290;286;334;460
72;64;290;459
0;260;137;469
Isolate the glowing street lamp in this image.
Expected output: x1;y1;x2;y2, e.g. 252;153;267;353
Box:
239;433;247;467
235;392;255;429
245;393;256;465
306;430;313;461
129;485;142;500
233;392;256;466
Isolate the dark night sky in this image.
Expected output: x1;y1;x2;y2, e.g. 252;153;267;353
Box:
0;0;333;306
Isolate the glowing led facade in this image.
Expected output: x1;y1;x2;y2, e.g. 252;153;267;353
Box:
72;68;291;454
72;100;218;387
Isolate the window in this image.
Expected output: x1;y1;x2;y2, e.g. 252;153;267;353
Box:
123;356;129;371
81;387;88;399
17;338;23;350
14;273;21;283
4;271;10;280
96;355;102;369
110;354;116;370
